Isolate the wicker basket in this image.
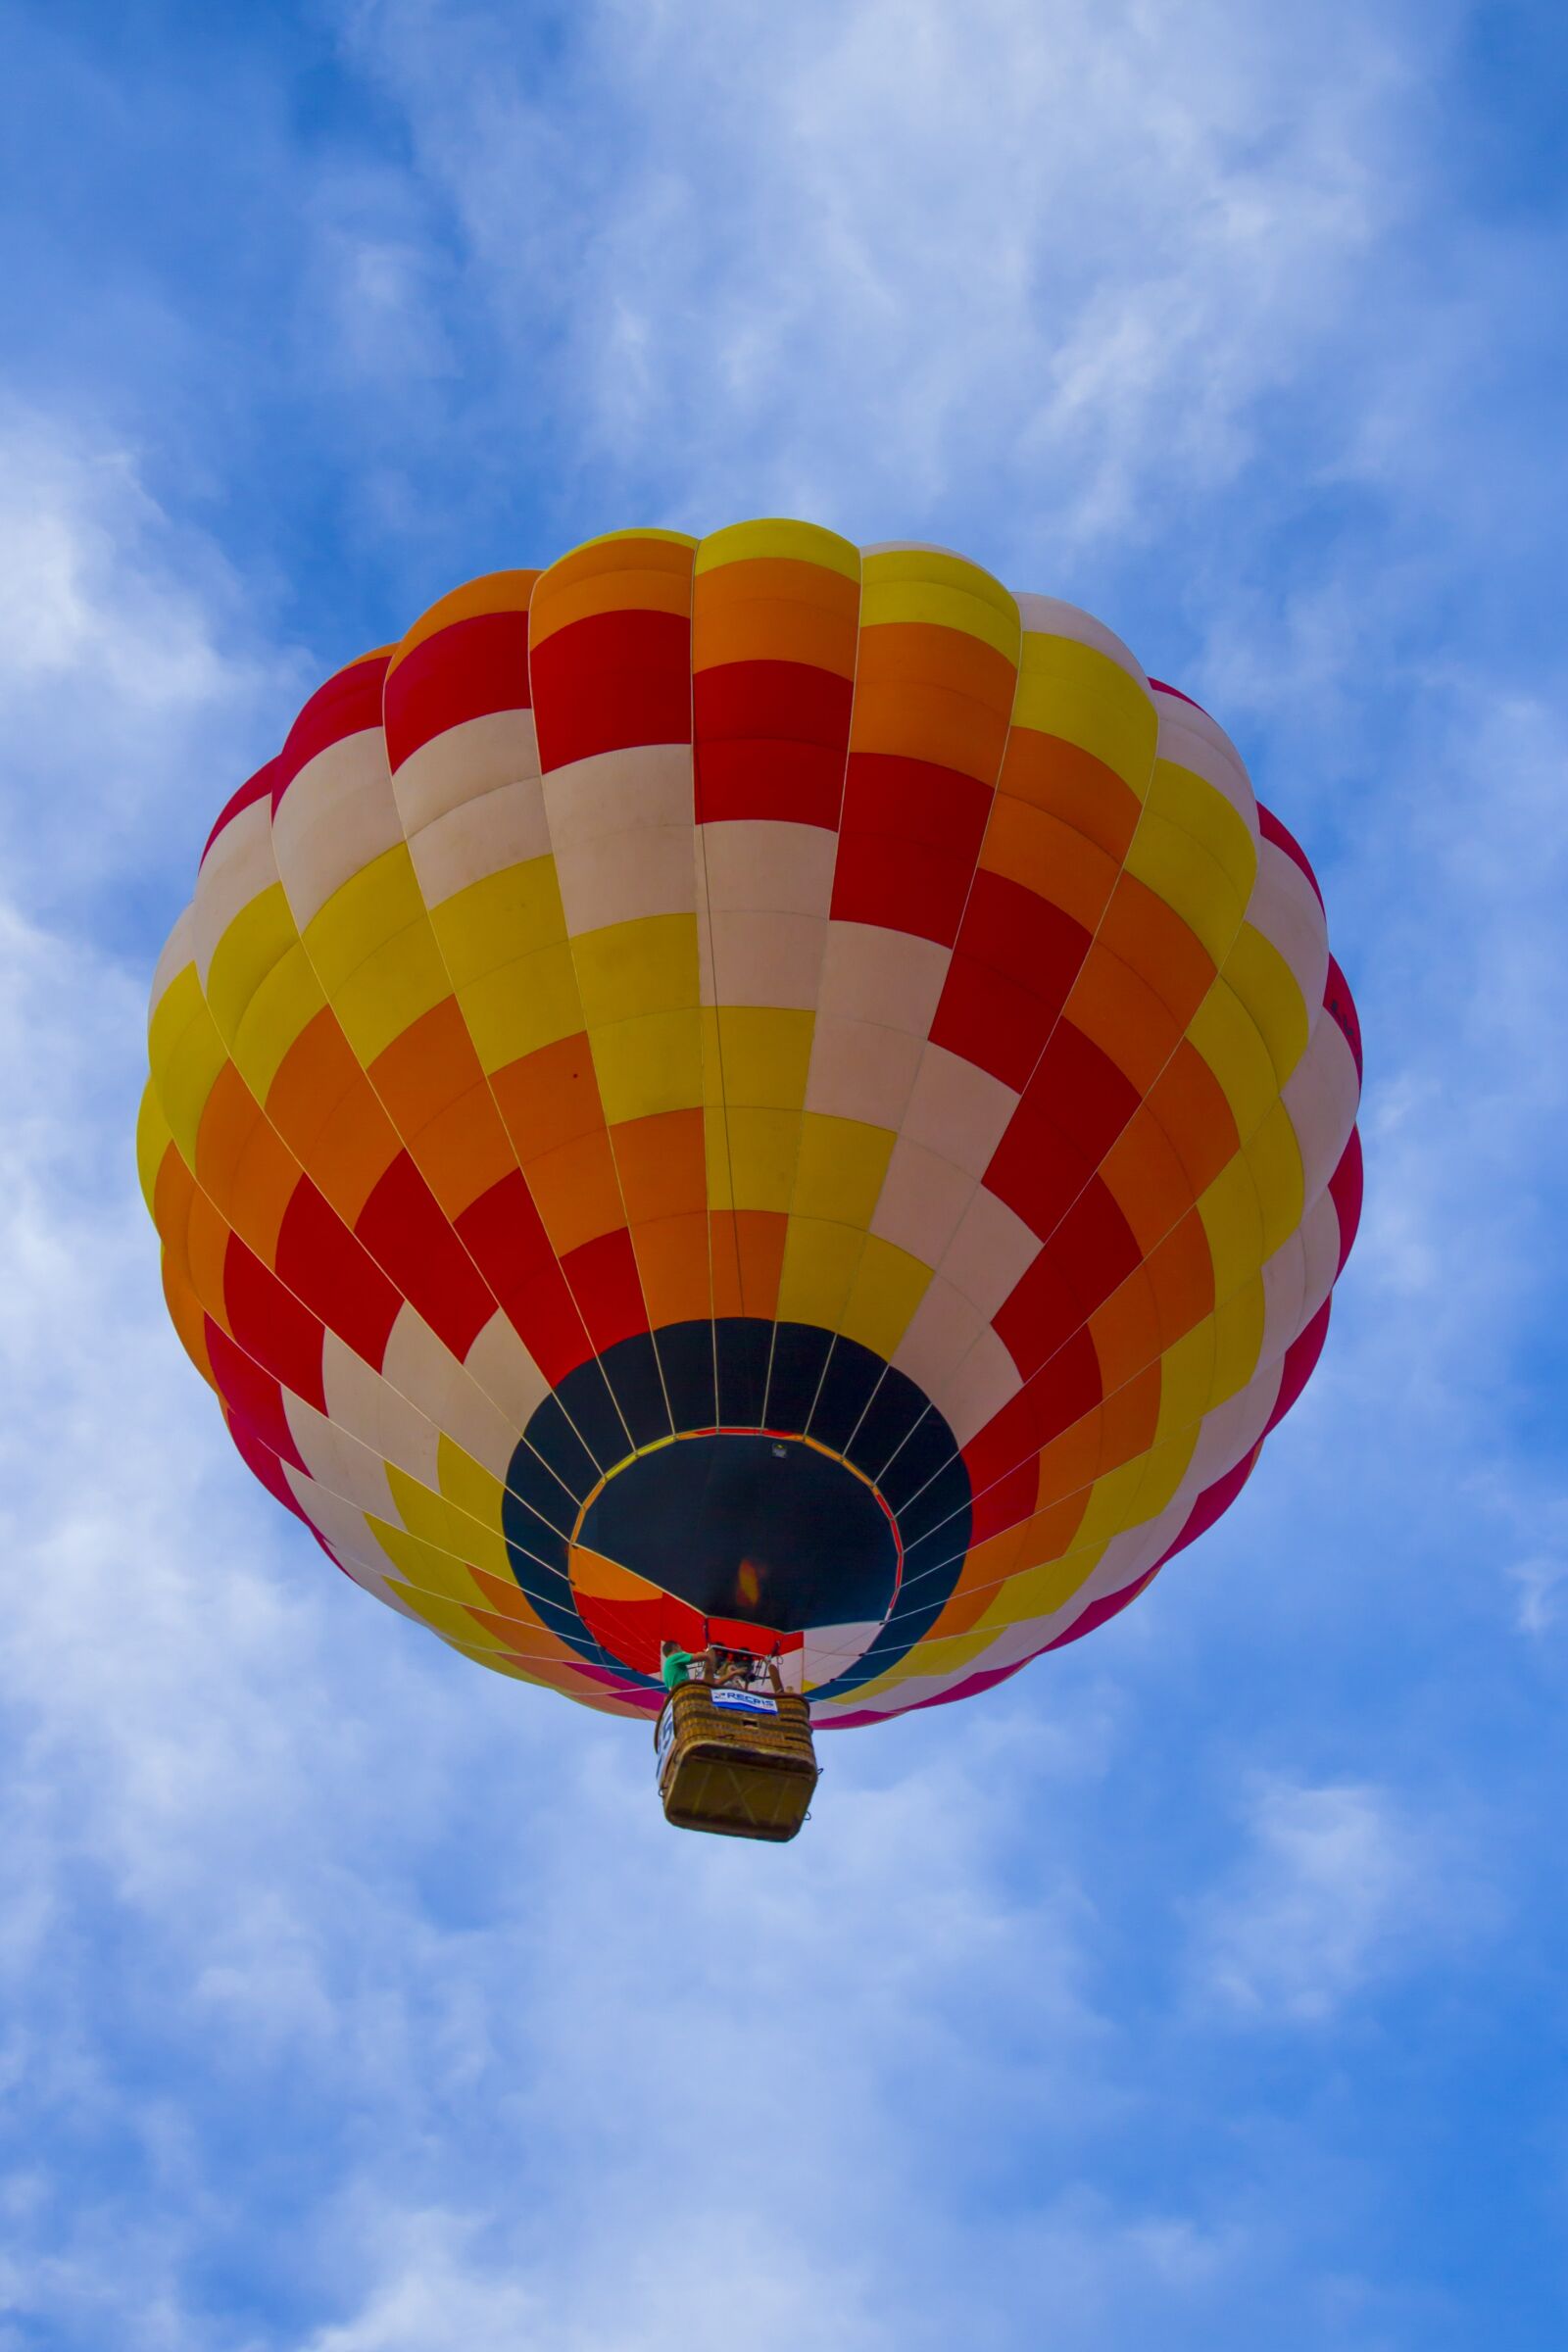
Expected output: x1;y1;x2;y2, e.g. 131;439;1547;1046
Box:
655;1679;819;1841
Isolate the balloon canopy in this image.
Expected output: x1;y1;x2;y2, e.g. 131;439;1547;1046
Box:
139;523;1362;1729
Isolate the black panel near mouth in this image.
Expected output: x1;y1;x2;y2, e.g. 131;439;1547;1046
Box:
577;1434;899;1633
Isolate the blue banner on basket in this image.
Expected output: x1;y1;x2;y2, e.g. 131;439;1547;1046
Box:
711;1689;780;1716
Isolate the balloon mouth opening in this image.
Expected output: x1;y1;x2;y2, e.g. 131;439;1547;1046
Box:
565;1429;903;1677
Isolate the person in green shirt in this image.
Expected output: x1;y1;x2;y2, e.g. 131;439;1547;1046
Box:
660;1640;694;1692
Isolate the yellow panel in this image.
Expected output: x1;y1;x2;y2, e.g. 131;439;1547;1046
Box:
1123;809;1248;970
572;913;697;1029
775;1216;861;1331
303;846;426;997
1222;920;1310;1087
695;517;860;579
1011;633;1157;797
331;922;454;1067
148;971;229;1165
1245;1100;1305;1261
792;1114;894;1230
393;1581;513;1653
970;1549;1094;1630
1155;1318;1216;1441
702;1005;815;1109
368;1517;491;1609
230;939;328;1102
204;884;298;1044
435;1437;510;1534
386;1459;510;1578
136;1082;174;1216
1152;760;1257;899
1207;1276;1265;1408
1188;977;1280;1138
428;857;567;984
859;548;1020;662
839;1235;931;1357
713;1106;800;1214
461;945;583;1072
1199;1152;1266;1299
590;1010;705;1124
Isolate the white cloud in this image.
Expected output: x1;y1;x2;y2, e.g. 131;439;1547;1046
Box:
345;0;1424;551
0;404;301;925
1187;1777;1457;2023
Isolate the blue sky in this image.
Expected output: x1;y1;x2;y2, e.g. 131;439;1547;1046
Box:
2;2;1566;2344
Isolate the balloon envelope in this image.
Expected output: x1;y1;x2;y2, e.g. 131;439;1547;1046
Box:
139;523;1362;1727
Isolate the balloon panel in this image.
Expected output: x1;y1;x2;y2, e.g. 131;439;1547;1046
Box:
140;526;1362;1727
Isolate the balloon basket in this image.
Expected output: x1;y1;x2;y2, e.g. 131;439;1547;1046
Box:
655;1678;818;1842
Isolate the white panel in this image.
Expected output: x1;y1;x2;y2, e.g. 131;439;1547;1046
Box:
815;921;950;1034
871;1137;976;1266
1281;1015;1359;1204
464;1309;551;1437
1152;694;1258;836
1248;838;1329;1016
272;732;401;929
1013;594;1149;689
191;797;281;985
406;775;553;906
805;1014;925;1128
392;707;540;833
378;1303;518;1484
150;906;197;1014
700;818;837;915
901;1046;1018;1179
319;1325;443;1494
938;1184;1041;1322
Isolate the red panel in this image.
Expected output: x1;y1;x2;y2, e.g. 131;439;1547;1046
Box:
274;1178;402;1373
206;1318;310;1472
1264;1297;1332;1436
1026;1326;1104;1448
831;754;992;944
960;1387;1045;1498
1324;955;1363;1084
1027;1020;1142;1166
383;611;532;769
1258;803;1324;908
456;1169;590;1385
271;654;389;811
202;758;277;864
530;612;692;770
220;1241;326;1414
966;1458;1038;1546
355;1152;494;1359
984;1099;1095;1240
956;870;1090;1004
693;659;853;827
1048;1178;1143;1318
992;1249;1082;1380
930;954;1057;1090
560;1226;648;1356
225;1408;310;1521
1329;1124;1363;1269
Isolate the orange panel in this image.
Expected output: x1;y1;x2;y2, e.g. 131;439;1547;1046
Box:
269;1009;401;1222
388;568;540;673
1144;1212;1216;1348
631;1211;713;1329
1097;873;1216;1027
710;1209;786;1321
995;730;1141;861
612;1107;707;1224
528;533;695;645
1034;1403;1104;1509
491;1033;606;1161
1089;1263;1164;1394
1100;1104;1196;1251
978;793;1118;931
1065;943;1183;1097
369;997;481;1137
853;623;1017;780
525;1126;627;1257
693;559;860;675
162;1257;216;1387
152;1147;198;1279
1146;1043;1239;1198
206;1083;300;1265
1096;1360;1162;1475
186;1190;235;1326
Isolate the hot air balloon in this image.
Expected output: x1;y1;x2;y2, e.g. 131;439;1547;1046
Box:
139;522;1362;1840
